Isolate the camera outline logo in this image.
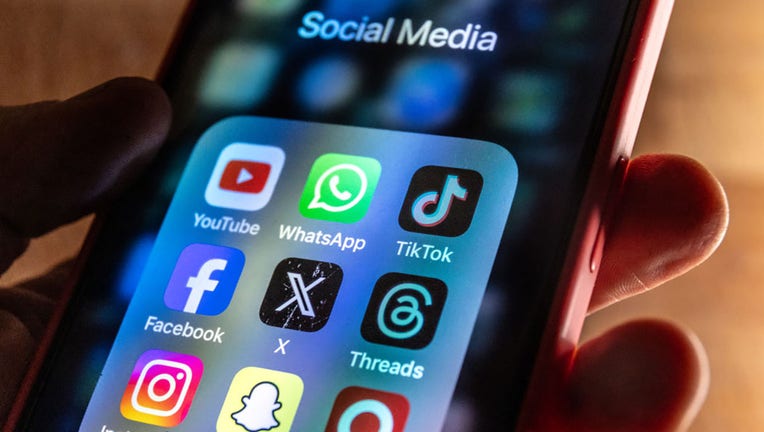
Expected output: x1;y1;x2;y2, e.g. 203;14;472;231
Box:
361;272;448;349
299;153;381;223
164;243;245;316
398;166;483;237
325;386;409;432
205;143;285;211
120;350;204;427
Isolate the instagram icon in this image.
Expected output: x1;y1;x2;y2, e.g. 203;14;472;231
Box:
120;350;204;427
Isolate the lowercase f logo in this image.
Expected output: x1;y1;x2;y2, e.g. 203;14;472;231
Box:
164;244;245;316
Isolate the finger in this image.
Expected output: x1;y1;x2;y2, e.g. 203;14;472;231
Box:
590;154;728;312
563;319;709;431
0;309;38;421
0;77;171;274
0;260;72;419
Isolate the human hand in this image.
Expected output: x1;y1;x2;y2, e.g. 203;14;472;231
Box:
0;79;728;430
0;77;170;420
528;154;728;431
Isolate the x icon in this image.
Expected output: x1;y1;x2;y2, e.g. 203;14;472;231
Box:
275;272;325;317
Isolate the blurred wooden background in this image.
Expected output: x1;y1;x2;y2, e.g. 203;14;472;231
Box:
0;1;761;430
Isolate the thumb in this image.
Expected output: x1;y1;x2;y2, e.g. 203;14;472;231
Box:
564;319;709;431
0;77;171;274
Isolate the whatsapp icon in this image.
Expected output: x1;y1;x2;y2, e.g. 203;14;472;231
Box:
299;153;381;223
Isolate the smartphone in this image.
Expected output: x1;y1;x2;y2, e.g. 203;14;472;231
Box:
6;0;672;430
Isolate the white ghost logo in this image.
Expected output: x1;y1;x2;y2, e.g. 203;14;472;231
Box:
231;381;282;431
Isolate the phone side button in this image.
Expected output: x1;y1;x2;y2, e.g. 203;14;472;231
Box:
590;156;629;272
590;223;606;273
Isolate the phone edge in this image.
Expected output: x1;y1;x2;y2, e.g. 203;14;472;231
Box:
516;0;675;429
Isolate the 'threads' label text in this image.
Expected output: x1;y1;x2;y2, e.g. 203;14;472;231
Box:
349;350;425;379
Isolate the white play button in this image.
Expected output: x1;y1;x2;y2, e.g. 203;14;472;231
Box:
237;168;254;184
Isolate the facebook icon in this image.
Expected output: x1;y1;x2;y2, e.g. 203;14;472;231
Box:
164;243;245;316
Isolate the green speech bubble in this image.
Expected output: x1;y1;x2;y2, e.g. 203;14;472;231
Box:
299;153;381;223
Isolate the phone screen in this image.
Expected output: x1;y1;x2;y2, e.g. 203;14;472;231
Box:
20;1;636;430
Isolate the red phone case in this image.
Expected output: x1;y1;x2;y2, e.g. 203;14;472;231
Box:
517;0;674;429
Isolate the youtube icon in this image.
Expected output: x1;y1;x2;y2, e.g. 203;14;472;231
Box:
205;143;285;211
219;160;270;193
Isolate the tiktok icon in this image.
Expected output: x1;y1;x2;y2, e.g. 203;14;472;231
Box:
399;166;483;237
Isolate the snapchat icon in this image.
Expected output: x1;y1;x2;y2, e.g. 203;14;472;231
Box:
217;367;303;431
